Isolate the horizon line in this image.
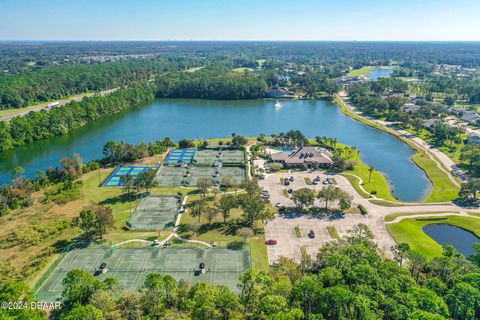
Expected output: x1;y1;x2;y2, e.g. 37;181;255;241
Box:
1;39;480;43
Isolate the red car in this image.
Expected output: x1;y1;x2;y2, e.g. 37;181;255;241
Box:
265;239;278;245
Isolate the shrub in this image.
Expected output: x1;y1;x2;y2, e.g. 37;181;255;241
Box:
358;204;368;215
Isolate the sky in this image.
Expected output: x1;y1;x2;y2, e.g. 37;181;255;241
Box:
1;0;479;41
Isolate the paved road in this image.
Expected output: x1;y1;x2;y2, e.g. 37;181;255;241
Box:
0;88;119;122
260;170;475;264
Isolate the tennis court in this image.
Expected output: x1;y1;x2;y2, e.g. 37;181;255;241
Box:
36;246;251;301
165;149;197;165
127;196;179;230
194;149;245;166
156;166;245;186
103;166;159;187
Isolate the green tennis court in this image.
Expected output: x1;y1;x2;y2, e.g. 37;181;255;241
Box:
194;149;245;166
127;196;180;230
155;166;245;186
36;246;251;301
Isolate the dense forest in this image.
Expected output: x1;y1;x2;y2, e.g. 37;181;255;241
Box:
2;41;480;109
156;67;268;100
0;57;202;109
3;226;480;320
0;84;156;151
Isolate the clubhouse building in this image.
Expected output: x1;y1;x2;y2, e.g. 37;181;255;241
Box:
271;146;334;168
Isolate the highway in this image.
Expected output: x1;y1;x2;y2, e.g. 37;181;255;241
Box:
0;88;119;122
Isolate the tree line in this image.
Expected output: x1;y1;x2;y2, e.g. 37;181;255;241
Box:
0;57;200;109
0;84;156;152
156;67;268;100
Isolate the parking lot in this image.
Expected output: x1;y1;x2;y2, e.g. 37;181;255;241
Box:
259;171;395;263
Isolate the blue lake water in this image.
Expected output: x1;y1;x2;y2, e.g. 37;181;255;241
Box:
367;68;394;80
423;224;480;257
0;98;431;201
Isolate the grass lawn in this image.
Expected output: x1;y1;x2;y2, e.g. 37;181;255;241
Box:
384;211;454;223
386;215;480;259
178;202;269;272
80;169;162;244
347;161;396;201
347;66;376;77
327;226;339;239
340;174;372;199
232;67;254;73
294;226;302;238
411;149;460;202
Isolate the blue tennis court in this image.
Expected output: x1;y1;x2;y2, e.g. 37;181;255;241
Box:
165;149;197;165
103;166;159;187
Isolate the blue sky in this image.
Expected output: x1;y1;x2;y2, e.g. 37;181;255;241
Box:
1;0;479;41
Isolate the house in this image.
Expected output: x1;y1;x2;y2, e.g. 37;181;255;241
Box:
461;111;480;126
421;119;437;130
266;86;290;98
401;103;421;114
468;132;480;144
271;147;333;168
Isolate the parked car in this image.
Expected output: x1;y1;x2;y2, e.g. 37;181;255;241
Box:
308;230;316;238
322;180;328;185
289;176;294;181
312;180;318;185
265;239;278;245
287;188;293;194
284;180;290;186
275;202;281;208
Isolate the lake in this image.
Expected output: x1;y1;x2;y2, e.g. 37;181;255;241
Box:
367;68;394;80
423;224;480;257
0;98;431;201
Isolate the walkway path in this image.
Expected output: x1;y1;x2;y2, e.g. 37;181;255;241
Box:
385;211;477;224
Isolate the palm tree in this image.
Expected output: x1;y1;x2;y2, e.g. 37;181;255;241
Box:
368;166;374;183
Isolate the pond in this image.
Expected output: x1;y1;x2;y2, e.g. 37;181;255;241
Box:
367;68;394;80
423;224;480;257
0;98;432;201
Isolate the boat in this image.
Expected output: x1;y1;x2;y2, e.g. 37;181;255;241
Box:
274;100;281;108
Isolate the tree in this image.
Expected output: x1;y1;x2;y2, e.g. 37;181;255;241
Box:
232;134;248;147
73;206;114;240
459;178;480;199
72;208;97;238
317;186;340;210
120;174;135;196
62;269;105;307
205;205;218;225
368;166;374;183
391;243;410;267
190;200;208;222
188;220;200;236
217;194;238;223
135;168;157;193
0;281;45;319
237;227;254;243
63;304;106;320
460;145;480;175
178;139;195;148
197;178;212;200
292;188;316;210
95;206;115;239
